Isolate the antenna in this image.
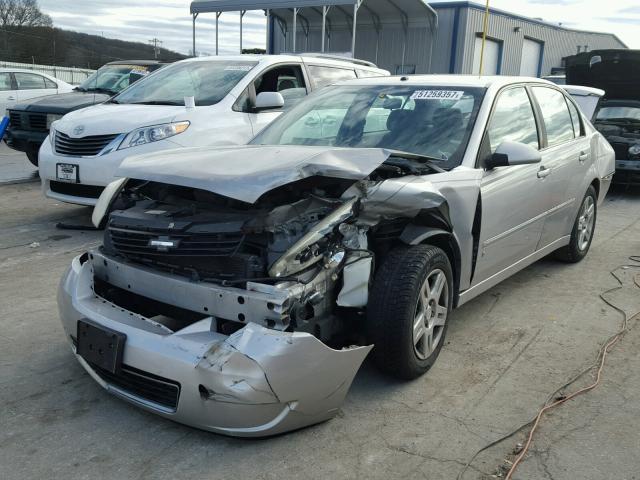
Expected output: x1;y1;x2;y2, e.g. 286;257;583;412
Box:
148;38;163;59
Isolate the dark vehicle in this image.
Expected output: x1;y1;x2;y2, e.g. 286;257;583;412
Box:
5;60;164;166
567;49;640;183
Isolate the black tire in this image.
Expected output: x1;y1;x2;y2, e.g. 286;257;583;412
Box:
366;244;453;380
26;150;39;167
555;185;597;263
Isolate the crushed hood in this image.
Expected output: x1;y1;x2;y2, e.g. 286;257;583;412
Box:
116;145;394;203
566;49;640;100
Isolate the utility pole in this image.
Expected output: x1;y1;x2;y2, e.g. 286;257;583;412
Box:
148;38;163;59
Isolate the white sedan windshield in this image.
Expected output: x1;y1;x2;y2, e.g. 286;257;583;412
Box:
252;84;485;169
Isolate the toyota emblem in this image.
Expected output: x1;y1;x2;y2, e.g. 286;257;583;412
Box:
73;125;85;136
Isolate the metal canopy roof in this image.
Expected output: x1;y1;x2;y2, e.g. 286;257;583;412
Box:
190;0;436;17
191;1;352;14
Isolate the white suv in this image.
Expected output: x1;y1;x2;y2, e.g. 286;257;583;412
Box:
39;55;388;205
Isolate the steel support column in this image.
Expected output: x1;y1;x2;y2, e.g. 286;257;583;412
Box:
292;8;299;52
192;13;198;57
215;11;221;55
240;10;246;53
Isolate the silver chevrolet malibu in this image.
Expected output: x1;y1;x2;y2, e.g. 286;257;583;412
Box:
58;75;615;436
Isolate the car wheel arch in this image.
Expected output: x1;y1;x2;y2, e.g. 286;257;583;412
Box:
399;225;461;307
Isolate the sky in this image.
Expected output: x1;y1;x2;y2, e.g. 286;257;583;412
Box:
38;0;640;56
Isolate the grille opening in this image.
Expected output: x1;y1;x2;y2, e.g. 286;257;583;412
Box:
50;181;105;199
8;111;22;128
28;114;47;131
55;131;119;156
90;362;180;411
93;277;209;332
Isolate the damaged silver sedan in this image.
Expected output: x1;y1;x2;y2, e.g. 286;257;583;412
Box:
58;76;615;436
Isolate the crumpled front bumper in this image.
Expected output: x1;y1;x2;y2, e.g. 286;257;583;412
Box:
58;253;371;437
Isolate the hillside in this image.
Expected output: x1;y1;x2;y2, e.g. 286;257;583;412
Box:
0;26;187;68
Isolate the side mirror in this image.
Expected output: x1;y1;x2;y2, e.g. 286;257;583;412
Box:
486;141;541;169
254;91;284;111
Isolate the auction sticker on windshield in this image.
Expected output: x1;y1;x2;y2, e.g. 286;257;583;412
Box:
411;90;464;100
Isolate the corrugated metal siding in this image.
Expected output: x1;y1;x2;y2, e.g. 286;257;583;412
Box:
270;4;625;76
272;17;434;73
459;8;625;76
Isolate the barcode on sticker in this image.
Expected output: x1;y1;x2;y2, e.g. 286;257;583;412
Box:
224;65;253;72
411;90;464;100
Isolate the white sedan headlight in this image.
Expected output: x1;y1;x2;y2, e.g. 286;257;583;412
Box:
46;114;63;129
118;121;190;150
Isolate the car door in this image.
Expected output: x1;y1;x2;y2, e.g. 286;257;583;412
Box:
244;63;309;136
472;85;552;284
0;72;17;112
529;86;591;248
14;72;50;103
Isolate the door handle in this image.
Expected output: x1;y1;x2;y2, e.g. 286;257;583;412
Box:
7;95;15;100
537;167;552;179
579;151;589;163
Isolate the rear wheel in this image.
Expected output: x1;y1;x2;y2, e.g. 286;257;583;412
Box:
555;185;597;263
366;245;453;379
26;150;39;167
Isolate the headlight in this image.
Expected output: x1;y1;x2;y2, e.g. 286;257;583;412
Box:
118;121;190;150
268;198;358;278
46;114;63;129
629;144;640;159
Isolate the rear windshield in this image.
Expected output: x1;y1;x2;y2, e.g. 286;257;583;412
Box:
113;61;257;106
596;105;640;122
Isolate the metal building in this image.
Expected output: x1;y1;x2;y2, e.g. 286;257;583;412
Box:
430;2;627;77
189;0;626;77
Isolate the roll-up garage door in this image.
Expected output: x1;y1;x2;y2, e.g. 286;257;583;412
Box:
473;36;501;75
520;38;542;77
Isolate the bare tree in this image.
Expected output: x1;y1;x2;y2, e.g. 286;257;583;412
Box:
0;0;52;28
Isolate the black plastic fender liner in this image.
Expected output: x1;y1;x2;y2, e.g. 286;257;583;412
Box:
399;224;462;307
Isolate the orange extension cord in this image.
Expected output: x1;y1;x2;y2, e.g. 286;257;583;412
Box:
457;257;640;480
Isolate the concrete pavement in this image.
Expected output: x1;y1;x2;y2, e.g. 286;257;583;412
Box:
1;179;639;480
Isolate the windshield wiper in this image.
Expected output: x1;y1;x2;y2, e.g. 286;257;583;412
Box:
386;150;446;173
74;86;87;92
127;100;184;106
85;87;118;95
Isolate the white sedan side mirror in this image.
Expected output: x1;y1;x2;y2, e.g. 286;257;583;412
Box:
254;92;284;111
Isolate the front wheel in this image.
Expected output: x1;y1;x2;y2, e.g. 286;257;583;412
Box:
366;245;453;379
555;185;597;263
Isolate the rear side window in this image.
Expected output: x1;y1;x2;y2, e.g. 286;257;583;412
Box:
357;69;383;78
0;73;12;91
307;65;357;88
44;78;57;89
566;99;582;138
15;73;46;90
532;87;575;147
486;87;539;152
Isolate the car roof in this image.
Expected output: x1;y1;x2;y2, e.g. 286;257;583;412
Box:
104;60;163;66
332;74;558;89
174;54;387;72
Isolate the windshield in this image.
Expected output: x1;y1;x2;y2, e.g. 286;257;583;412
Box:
596;105;640;122
251;84;485;169
78;64;154;94
113;60;257;106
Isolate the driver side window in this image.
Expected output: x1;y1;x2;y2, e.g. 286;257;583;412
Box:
486;87;539;153
236;64;307;112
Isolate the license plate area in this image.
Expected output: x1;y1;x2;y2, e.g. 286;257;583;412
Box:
56;163;79;183
77;319;126;374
